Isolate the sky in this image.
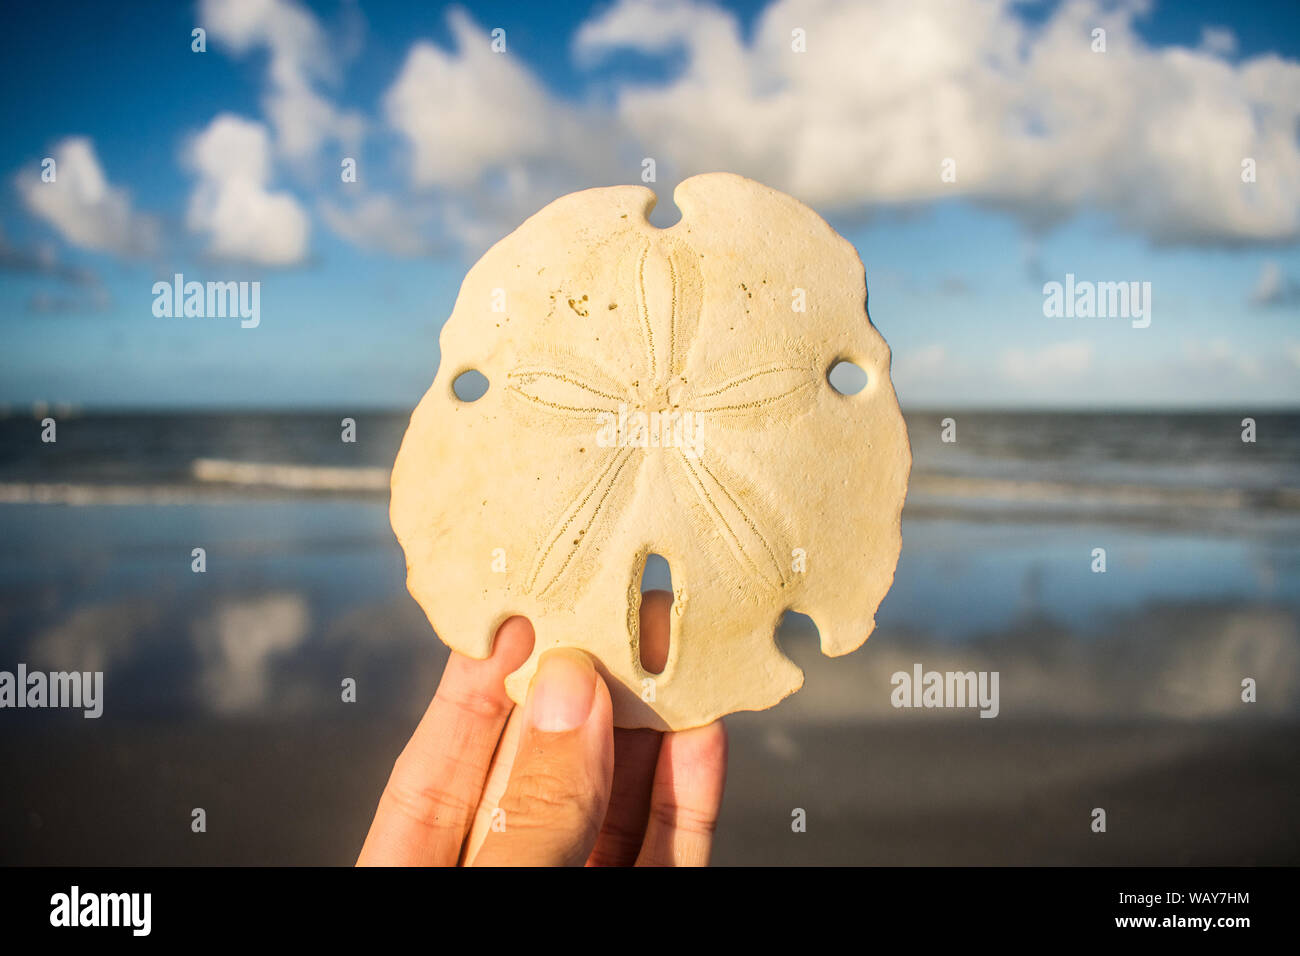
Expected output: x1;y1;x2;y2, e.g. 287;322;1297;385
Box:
0;0;1298;410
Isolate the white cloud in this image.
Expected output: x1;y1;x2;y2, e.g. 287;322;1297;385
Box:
384;9;601;189
319;193;432;256
381;9;622;251
1199;27;1237;57
200;0;363;161
184;114;310;265
574;0;739;66
14;137;158;256
571;0;1300;245
1249;260;1300;307
1000;340;1094;385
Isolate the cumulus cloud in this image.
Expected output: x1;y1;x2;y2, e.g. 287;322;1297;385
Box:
319;193;434;256
570;0;1300;245
385;9;596;188
575;0;740;65
14;137;158;256
382;9;625;249
1199;26;1237;57
200;0;364;162
184;114;310;265
1249;260;1300;307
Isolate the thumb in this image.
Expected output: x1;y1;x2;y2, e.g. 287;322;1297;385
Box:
470;648;614;866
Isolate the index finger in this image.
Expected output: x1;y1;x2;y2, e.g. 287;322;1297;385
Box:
357;616;534;866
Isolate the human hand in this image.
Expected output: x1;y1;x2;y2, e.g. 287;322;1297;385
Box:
357;591;728;866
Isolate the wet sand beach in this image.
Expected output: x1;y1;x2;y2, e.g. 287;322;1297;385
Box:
2;713;1294;865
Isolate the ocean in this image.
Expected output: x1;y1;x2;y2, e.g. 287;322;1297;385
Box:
1;409;1297;864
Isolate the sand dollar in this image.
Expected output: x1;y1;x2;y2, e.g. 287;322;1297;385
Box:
391;172;911;730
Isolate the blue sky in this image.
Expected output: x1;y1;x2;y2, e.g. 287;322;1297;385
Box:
1;0;1298;409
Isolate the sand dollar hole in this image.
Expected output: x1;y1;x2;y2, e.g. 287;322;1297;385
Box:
452;369;489;402
827;359;868;396
638;552;672;675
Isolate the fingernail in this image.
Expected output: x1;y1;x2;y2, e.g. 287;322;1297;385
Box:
528;649;597;732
